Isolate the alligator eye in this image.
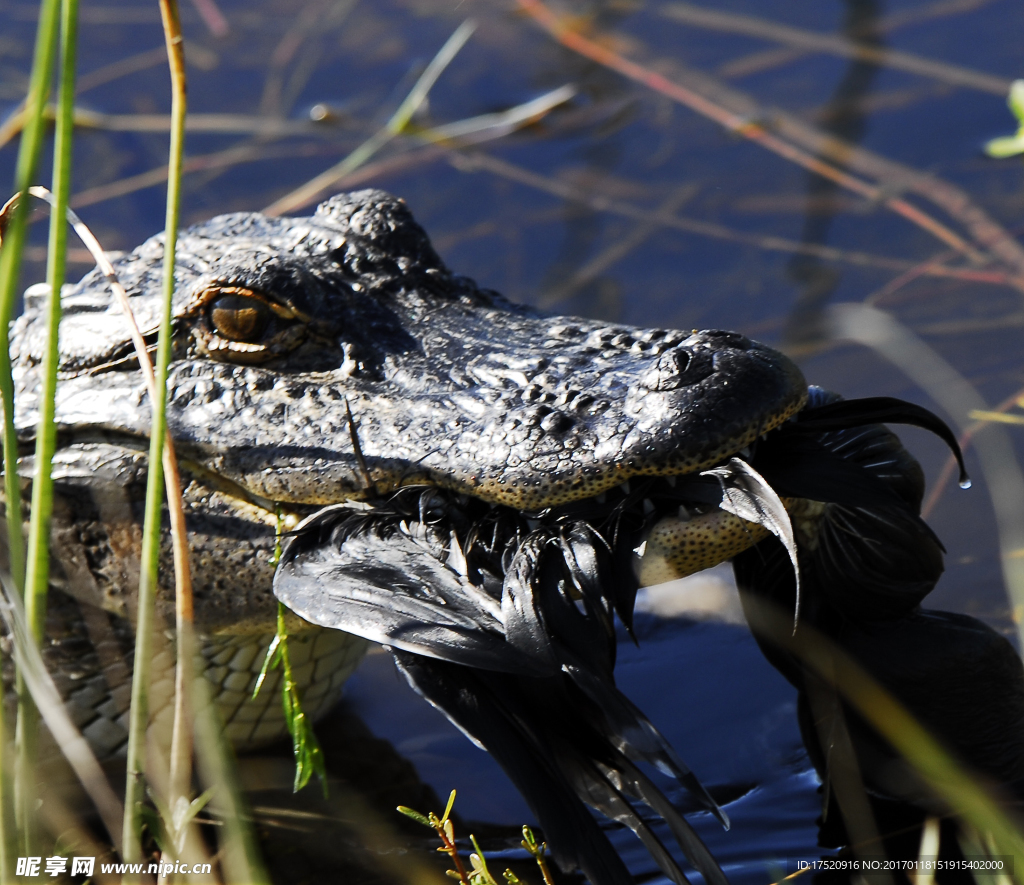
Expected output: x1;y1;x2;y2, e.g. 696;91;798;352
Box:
210;295;272;342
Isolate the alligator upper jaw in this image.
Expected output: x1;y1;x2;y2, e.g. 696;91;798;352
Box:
28;326;808;516
42;393;804;627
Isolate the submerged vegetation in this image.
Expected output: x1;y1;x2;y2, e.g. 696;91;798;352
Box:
1;0;1024;881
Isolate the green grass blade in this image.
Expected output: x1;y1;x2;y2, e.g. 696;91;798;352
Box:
191;672;270;884
385;19;477;136
25;0;77;652
121;0;187;869
14;0;80;858
0;0;60;600
0;0;62;867
268;602;327;795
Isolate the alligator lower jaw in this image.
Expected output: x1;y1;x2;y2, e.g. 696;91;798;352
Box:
55;430;777;583
497;467;781;588
183;444;791;591
294;458;784;595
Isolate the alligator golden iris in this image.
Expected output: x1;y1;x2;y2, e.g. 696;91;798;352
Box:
6;190;1023;883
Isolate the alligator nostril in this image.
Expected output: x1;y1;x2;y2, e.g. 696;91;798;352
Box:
639;348;712;391
539;410;574;434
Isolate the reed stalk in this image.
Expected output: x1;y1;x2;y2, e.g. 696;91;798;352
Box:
0;0;59;601
263;18;476;216
12;0;79;861
156;0;198;867
191;673;270;885
121;0;187;871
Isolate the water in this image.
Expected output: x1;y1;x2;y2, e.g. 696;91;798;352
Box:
1;0;1022;880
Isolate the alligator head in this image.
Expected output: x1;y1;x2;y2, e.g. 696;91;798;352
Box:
11;190;822;884
12;189;808;630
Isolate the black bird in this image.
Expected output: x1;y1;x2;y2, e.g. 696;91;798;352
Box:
736;388;1024;855
275;380;1024;881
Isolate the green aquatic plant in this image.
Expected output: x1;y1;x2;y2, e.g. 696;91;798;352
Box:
252;601;328;795
985;80;1024;158
15;0;78;861
398;790;555;885
120;0;187;874
252;508;328;795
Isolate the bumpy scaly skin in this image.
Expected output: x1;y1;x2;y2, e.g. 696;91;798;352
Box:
8;441;367;756
7;190;806;753
638;510;772;587
3;588;365;760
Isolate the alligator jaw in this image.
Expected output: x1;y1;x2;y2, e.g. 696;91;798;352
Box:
29;325;807;513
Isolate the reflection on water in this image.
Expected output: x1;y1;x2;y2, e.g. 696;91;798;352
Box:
785;0;884;344
2;0;1024;879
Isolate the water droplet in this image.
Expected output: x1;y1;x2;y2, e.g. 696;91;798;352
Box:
959;479;972;490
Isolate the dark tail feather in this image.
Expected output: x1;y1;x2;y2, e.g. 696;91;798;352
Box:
567;758;694;885
565;660;727;826
395;653;637;885
595;753;730;885
394;653;725;885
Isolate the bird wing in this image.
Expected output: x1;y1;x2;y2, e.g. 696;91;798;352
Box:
275;497;727;885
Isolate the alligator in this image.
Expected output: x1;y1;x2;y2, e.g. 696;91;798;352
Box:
7;189;1024;883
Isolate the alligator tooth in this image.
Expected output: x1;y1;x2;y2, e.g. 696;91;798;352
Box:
739;447;752;459
399;520;412;536
677;505;691;520
633;540;648;557
642;498;655;516
595;492;607;505
446;530;469;576
340;348;358;377
526;518;541;531
666;475;677;488
619;480;631;495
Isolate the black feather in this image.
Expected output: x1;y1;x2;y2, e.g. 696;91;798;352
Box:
393;653;640;885
275;491;726;885
276;505;551;676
